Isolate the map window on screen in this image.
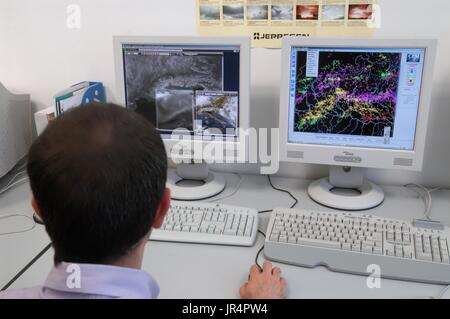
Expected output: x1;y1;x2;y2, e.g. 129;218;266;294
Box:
287;47;426;151
122;44;241;138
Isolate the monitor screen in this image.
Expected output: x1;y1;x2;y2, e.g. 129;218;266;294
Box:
287;46;426;151
121;44;240;138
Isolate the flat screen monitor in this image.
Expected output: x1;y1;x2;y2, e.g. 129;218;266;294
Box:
278;38;437;210
114;36;251;200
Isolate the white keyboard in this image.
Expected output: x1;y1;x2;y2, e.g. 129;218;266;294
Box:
150;201;259;246
265;208;450;284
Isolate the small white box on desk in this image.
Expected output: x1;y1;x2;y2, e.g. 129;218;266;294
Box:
34;106;55;136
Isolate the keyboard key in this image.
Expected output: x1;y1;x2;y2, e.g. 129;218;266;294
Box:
442;255;450;264
387;232;394;241
297;239;341;250
403;233;411;244
279;236;288;243
182;226;190;232
190;226;199;233
270;233;279;242
386;247;394;256
244;217;254;237
416;252;432;262
373;247;383;255
404;250;413;259
395;245;403;257
362;245;373;254
224;228;237;236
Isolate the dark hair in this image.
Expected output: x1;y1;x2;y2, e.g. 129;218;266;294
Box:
27;103;167;264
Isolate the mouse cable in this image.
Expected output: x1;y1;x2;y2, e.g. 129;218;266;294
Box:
258;175;299;214
255;230;266;271
1;242;52;291
434;285;450;299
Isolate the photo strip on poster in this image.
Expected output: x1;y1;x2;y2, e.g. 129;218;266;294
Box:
197;0;378;48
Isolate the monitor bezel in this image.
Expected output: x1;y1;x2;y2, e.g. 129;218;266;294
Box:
279;37;437;171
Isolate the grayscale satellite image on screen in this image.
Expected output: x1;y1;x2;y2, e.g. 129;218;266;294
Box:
125;54;222;106
155;89;194;131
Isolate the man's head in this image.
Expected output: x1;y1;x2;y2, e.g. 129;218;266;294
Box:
27;103;170;264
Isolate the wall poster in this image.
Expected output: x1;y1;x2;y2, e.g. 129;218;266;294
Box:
197;0;378;48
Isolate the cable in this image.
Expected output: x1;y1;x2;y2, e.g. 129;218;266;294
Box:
12;162;27;173
0;214;36;236
0;177;29;196
207;173;244;202
436;285;450;299
0;160;28;195
258;175;299;214
404;184;432;220
268;176;299;208
430;187;443;193
1;242;52;291
0;168;28;196
3;169;27;185
255;230;266;271
404;183;433;220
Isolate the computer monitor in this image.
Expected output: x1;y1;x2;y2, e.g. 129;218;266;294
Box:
114;36;250;200
279;38;437;210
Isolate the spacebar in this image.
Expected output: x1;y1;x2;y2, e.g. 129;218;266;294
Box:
297;239;341;250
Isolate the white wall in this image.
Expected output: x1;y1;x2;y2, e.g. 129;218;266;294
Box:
0;0;449;186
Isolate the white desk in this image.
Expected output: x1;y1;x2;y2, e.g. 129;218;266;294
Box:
3;173;450;298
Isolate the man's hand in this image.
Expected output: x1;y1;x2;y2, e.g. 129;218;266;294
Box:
240;261;287;299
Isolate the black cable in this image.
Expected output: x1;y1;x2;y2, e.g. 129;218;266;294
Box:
255;230;266;271
268;176;298;208
1;242;52;291
258;175;299;214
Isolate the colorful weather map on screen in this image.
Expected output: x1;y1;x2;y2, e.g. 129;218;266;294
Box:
294;51;401;137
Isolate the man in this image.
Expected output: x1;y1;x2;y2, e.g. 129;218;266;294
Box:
0;103;286;299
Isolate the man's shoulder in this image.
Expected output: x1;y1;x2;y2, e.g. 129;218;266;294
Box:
0;287;43;299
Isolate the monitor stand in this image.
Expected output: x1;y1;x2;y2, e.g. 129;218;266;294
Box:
167;163;226;201
307;166;384;211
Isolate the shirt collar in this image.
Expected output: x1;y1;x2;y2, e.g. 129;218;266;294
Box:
43;262;160;299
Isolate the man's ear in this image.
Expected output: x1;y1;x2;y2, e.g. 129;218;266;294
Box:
31;197;42;219
152;188;171;229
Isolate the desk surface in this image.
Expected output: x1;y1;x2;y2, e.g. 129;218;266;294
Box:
2;173;450;298
0;182;50;290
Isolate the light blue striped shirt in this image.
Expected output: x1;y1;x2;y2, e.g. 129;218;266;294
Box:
0;262;160;299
